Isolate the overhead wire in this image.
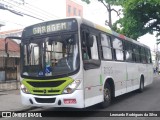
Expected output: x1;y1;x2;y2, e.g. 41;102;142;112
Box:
0;0;62;29
3;0;48;20
1;0;61;22
2;0;48;21
7;0;60;19
25;2;60;19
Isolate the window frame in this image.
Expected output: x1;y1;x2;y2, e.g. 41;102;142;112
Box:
80;24;101;70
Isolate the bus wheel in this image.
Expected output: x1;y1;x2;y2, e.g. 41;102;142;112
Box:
100;83;111;108
138;77;144;93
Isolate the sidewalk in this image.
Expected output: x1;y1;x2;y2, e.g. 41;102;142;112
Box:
0;89;33;111
0;81;39;112
153;73;159;78
0;80;19;91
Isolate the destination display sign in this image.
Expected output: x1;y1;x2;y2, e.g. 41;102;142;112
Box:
22;19;78;38
32;23;67;35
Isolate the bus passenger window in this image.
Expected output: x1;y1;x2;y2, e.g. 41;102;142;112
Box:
112;38;124;61
124;42;133;62
140;47;147;63
145;48;152;64
100;34;112;60
90;35;99;60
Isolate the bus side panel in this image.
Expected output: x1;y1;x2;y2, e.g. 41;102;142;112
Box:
146;64;153;85
137;64;147;86
83;67;103;107
126;62;136;92
134;63;146;90
101;61;127;97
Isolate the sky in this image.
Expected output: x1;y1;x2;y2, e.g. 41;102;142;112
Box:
0;0;157;52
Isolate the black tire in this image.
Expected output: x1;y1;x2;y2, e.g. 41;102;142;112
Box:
99;83;111;108
138;77;144;93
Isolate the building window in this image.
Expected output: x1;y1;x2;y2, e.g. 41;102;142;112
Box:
68;5;71;16
78;10;81;16
90;35;99;60
73;8;76;15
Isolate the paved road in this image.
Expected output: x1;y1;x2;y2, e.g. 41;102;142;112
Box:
1;76;160;120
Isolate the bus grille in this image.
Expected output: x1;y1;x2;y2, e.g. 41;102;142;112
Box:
27;80;66;87
33;90;60;93
23;78;73;95
35;97;56;103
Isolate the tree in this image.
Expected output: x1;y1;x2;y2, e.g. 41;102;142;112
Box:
112;0;160;40
82;0;122;28
82;0;160;41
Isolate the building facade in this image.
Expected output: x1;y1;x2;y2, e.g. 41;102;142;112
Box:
48;0;83;18
0;38;20;81
66;0;83;17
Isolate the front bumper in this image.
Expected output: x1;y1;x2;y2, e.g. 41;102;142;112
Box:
20;89;84;108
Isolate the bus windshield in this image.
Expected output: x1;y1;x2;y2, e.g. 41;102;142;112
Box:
21;33;79;78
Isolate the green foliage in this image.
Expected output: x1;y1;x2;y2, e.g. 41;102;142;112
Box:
81;0;90;4
82;0;160;40
113;0;160;39
81;0;124;5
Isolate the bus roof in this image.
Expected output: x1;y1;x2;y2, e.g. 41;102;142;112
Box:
74;17;150;49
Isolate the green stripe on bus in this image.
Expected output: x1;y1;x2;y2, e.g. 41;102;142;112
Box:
21;77;73;95
100;74;103;85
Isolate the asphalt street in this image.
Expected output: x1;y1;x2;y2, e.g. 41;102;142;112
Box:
1;76;160;120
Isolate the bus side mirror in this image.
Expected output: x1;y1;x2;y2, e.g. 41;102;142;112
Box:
88;35;94;47
5;36;22;41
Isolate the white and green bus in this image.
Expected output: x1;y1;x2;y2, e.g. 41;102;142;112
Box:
11;17;153;108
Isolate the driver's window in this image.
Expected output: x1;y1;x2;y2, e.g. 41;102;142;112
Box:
82;31;91;60
82;31;99;60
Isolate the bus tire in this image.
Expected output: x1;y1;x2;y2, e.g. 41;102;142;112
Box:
99;83;111;108
138;77;144;93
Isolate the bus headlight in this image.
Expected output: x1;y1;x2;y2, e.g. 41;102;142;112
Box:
63;80;81;94
20;83;30;94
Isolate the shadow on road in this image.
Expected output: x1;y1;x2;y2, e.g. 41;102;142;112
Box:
34;86;153;117
110;86;152;106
